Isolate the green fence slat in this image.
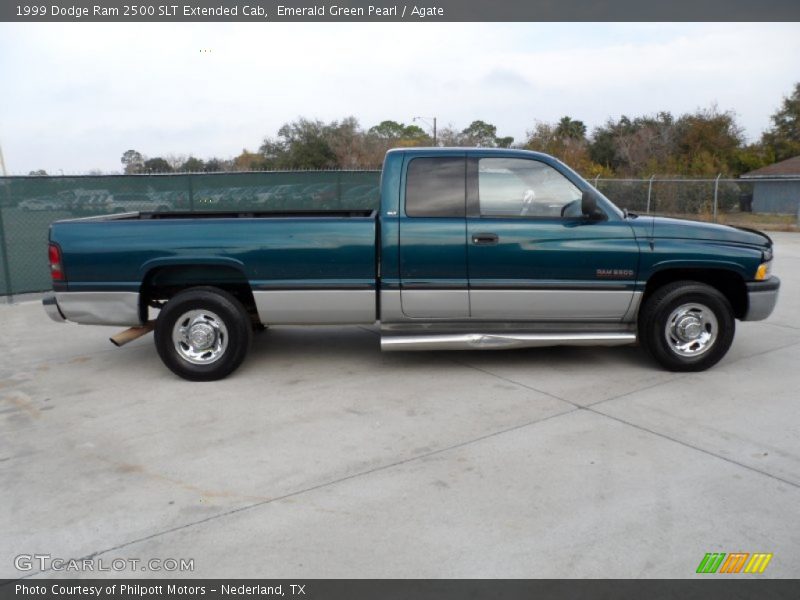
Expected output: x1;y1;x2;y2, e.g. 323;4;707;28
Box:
0;206;12;297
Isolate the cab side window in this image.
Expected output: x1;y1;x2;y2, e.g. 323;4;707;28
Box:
406;157;466;217
478;157;582;218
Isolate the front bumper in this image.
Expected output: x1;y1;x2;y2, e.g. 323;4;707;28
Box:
43;292;66;323
743;276;780;321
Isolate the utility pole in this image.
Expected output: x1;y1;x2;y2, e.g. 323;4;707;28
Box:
0;141;7;177
413;116;438;146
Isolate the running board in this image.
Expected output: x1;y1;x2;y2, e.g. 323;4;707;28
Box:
381;332;636;351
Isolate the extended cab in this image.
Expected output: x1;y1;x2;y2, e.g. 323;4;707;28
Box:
43;148;780;380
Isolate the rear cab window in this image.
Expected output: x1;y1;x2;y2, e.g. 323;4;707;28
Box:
405;157;466;217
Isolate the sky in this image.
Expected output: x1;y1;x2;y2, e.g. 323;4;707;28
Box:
0;22;798;174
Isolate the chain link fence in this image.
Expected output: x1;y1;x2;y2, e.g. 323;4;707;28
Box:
0;172;798;298
593;176;800;222
0;171;381;297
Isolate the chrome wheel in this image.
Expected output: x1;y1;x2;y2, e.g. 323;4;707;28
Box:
664;302;718;357
171;309;229;365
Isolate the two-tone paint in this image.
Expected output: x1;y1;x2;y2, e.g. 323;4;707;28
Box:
44;148;779;352
49;211;378;326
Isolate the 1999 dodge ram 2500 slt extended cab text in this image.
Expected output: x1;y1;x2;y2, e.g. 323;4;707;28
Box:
43;148;780;381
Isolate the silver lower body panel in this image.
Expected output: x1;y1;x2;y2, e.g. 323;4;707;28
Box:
468;289;635;320
254;290;376;325
381;289;643;324
400;289;470;318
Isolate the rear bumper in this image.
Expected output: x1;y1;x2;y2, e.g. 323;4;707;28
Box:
43;292;66;323
42;291;142;326
743;277;780;321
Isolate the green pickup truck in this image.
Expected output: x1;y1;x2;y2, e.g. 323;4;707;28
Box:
43;148;779;381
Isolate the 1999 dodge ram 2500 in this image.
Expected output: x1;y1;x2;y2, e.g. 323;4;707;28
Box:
43;148;780;381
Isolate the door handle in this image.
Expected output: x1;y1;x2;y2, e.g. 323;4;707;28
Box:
472;233;499;245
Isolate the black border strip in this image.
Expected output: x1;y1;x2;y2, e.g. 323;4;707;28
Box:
2;579;800;600
2;0;799;22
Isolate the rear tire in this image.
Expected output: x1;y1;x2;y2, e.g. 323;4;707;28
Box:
638;281;735;372
155;287;252;381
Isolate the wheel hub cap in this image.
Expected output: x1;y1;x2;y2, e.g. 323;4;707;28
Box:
675;315;703;341
171;310;229;365
188;322;216;350
664;302;718;358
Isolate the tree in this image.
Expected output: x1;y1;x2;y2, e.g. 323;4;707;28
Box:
460;120;499;147
367;120;430;154
204;157;228;172
121;149;144;174
674;106;743;175
762;82;800;162
368;120;407;139
495;136;515;148
399;125;429;143
180;157;205;172
586;108;753;176
525;122;561;154
614;112;677;175
431;125;460;147
526;120;608;177
555;116;587;140
233;149;267;171
260;118;339;170
143;157;172;173
421;120;513;148
328;117;369;168
589;112;677;176
731;143;774;175
165;154;188;171
588;123;619;170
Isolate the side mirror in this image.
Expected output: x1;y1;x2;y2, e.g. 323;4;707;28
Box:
581;190;606;221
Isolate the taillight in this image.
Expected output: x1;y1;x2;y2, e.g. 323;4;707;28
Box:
48;243;64;281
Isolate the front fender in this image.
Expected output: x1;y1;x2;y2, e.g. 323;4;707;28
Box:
641;239;762;283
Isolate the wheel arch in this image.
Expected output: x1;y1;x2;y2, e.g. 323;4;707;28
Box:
642;267;747;320
139;261;258;323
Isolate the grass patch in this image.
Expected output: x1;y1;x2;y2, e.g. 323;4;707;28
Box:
657;212;799;232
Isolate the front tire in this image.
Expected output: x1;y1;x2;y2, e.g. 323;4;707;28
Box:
638;281;735;372
155;287;252;381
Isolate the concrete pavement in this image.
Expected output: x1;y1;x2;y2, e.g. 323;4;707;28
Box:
1;233;798;578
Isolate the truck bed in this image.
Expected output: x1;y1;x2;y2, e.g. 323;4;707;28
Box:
49;210;379;326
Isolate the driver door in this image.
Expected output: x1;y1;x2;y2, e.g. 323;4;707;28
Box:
466;156;639;320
